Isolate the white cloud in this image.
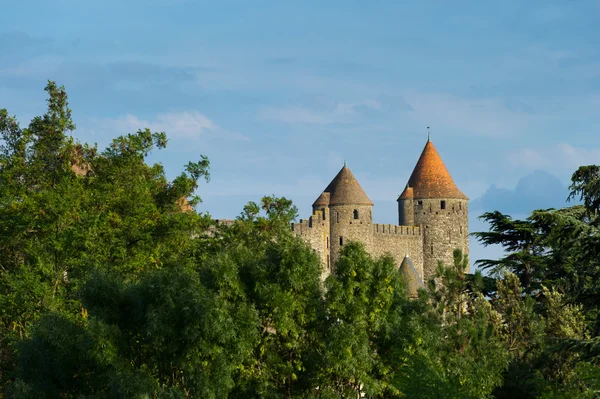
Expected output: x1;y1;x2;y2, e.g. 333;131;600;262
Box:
109;111;215;138
102;111;248;142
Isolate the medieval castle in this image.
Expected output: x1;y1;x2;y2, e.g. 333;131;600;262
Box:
291;137;469;296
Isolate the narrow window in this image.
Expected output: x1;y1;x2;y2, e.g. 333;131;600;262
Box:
322;208;326;220
353;209;359;219
327;255;330;270
336;211;340;223
460;226;463;235
428;203;432;213
459;202;462;210
327;236;329;248
430;244;433;255
339;236;344;246
417;200;423;210
441;200;446;210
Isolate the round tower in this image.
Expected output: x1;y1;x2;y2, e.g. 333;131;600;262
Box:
397;185;414;226
318;164;374;269
402;137;469;281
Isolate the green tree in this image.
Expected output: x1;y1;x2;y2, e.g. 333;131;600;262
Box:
212;197;325;398
312;242;405;398
0;82;209;393
388;250;508;399
12;266;259;398
473;165;600;397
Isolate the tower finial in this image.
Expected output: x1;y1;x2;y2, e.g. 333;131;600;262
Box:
344;160;347;167
427;126;430;142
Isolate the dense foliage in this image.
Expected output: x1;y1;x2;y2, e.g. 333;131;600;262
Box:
1;83;599;397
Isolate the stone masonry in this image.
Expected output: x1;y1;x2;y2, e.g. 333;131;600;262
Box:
292;138;469;294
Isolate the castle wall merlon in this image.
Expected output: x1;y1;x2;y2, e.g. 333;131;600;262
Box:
373;224;421;236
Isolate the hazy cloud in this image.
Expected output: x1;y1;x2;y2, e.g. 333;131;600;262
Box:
53;60;209;90
102;111;248;142
403;91;538;138
0;32;54;56
259;96;413;126
508;144;600;179
258;89;547;139
259;106;336;125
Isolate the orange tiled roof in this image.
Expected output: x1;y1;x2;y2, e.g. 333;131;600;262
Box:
399;185;413;199
400;139;468;200
322;165;373;206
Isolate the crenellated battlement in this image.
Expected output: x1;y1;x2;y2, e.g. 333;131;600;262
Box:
373;224;421;236
291;209;328;234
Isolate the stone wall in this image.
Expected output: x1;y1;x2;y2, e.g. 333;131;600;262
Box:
370;224;424;279
294;205;426;281
291;210;330;280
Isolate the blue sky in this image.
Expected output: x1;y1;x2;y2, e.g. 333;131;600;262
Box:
2;1;599;266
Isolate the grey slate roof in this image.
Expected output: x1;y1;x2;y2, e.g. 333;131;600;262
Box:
322;165;373;206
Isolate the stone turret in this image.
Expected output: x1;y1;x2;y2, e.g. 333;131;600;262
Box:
317;164;373;268
398;185;414;226
399;137;469;280
399;255;424;298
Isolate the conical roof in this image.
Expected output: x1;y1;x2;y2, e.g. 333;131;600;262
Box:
399;255;424;298
400;139;468;200
312;191;330;207
323;165;373;206
398;185;413;199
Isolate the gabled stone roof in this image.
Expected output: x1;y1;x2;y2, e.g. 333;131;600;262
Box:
400;139;468;200
312;191;330;207
399;255;424;298
322;165;373;206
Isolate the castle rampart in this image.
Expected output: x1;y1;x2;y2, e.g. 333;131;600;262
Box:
295;137;469;290
215;138;468;293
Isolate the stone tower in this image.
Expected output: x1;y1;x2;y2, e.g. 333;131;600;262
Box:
313;164;374;270
397;138;469;280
